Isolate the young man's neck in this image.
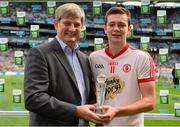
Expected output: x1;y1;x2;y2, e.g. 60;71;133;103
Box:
108;41;127;55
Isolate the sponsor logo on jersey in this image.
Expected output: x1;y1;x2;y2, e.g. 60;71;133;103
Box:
95;64;104;68
123;64;131;72
108;62;118;73
105;75;124;99
108;62;118;66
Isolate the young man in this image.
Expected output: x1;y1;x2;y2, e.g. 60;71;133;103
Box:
24;3;103;126
89;7;156;126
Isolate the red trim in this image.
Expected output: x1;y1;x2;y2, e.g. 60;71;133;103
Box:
105;44;129;59
138;77;155;83
147;53;155;78
138;53;155;84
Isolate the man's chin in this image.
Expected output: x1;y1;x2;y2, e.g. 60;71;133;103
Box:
66;40;77;45
65;38;76;43
111;38;122;42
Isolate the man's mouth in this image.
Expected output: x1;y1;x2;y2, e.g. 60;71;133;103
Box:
112;34;121;37
65;32;75;36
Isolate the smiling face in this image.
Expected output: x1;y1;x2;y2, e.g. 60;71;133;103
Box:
104;14;131;46
54;16;83;48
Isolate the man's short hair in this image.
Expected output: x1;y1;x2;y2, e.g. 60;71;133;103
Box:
55;3;85;24
105;6;131;26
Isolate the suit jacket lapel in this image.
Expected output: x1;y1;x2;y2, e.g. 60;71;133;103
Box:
77;52;90;96
50;38;79;90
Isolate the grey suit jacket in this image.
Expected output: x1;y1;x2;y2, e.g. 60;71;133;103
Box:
24;38;95;126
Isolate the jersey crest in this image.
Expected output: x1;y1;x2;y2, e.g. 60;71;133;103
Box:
123;64;131;72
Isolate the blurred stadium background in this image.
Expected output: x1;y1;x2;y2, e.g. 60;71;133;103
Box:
0;0;180;126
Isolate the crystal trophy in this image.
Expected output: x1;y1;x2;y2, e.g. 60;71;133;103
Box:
96;74;106;114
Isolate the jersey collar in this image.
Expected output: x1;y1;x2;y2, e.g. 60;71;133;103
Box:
105;43;129;59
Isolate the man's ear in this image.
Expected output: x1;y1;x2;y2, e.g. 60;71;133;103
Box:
54;20;59;30
104;25;107;35
128;25;132;33
81;24;84;29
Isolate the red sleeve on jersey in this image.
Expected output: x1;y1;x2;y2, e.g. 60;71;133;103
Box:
138;53;155;83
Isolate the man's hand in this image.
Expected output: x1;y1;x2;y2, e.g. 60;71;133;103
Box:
97;105;118;122
75;104;104;124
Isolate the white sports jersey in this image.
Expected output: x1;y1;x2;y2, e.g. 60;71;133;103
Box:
89;44;155;126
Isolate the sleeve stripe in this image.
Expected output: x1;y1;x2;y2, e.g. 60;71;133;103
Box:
148;53;155;79
138;77;155;83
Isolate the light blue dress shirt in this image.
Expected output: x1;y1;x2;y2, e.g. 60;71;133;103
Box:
56;36;87;126
56;36;87;105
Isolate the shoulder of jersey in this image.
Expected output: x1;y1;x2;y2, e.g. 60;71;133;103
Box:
89;48;104;57
129;45;149;56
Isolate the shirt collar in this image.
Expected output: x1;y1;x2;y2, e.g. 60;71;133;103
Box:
56;36;80;54
105;43;129;59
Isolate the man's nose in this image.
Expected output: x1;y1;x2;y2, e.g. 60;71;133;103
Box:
69;24;76;31
114;24;120;31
